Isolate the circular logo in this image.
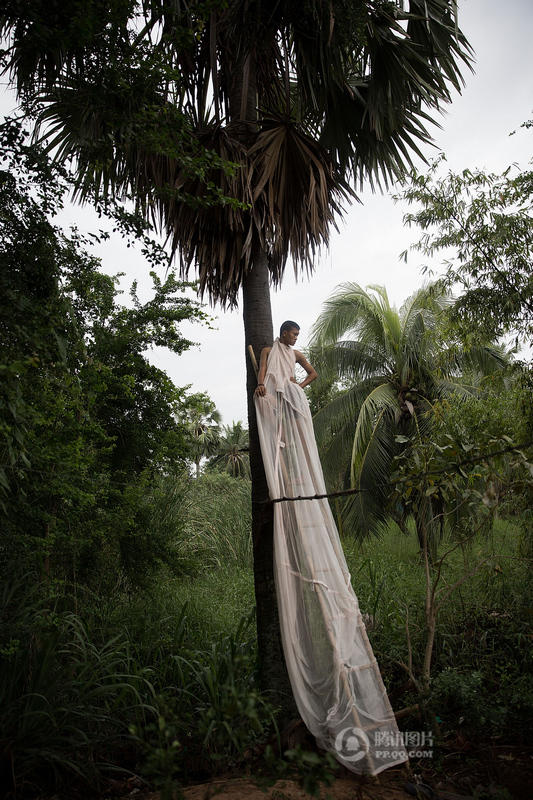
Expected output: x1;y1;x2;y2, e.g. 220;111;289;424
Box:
334;726;370;763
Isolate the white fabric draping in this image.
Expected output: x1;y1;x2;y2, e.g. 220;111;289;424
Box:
254;338;408;775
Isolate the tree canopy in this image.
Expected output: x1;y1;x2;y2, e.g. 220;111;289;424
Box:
397;130;533;347
0;119;215;582
1;0;474;306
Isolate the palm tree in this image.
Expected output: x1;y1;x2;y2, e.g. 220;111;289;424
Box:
186;404;221;478
309;283;506;554
209;421;250;478
2;0;473;707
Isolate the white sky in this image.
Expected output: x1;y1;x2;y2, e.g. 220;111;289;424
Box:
3;0;532;425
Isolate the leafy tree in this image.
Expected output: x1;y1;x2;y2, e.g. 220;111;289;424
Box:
0;119;212;585
392;133;533;558
397;132;533;346
424;373;533;538
389;386;533;695
209;421;250;478
75;271;210;475
2;0;474;703
309;282;507;556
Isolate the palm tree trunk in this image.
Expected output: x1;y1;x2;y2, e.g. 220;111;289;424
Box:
226;39;296;719
242;254;296;719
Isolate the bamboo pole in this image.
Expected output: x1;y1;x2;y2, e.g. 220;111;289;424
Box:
248;344;259;377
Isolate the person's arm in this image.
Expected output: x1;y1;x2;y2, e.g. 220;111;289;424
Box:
254;347;271;397
293;351;318;389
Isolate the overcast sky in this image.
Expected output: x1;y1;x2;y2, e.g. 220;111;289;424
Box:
3;0;532;425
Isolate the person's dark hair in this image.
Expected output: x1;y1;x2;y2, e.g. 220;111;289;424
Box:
280;320;300;336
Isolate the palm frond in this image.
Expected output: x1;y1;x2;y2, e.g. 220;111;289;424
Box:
2;0;474;309
209;421;250;478
313;378;383;485
341;483;391;541
313;340;387;382
397;284;454;384
435;378;476;399
400;308;432;384
0;0;133;93
34;70;215;209
448;344;510;377
319;1;473;186
350;382;398;485
310;282;391;358
400;283;449;327
342;408;395;539
313;384;361;453
316;414;358;491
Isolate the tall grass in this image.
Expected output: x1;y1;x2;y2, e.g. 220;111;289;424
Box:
340;518;533;739
1;473;258;795
2;466;530;797
181;472;253;571
0;580;270;797
0;584;154;795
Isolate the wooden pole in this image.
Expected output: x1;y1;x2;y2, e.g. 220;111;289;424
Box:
248;344;259;377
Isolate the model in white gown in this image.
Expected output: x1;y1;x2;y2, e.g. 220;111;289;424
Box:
254;337;408;775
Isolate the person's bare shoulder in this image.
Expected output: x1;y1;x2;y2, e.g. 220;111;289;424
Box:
294;349;309;365
294;350;318;379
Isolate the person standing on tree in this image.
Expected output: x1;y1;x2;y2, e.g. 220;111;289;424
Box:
254;321;318;398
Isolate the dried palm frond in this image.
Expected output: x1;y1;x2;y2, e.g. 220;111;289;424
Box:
4;1;474;310
165;117;353;306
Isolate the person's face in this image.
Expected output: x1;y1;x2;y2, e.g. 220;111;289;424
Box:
281;327;299;346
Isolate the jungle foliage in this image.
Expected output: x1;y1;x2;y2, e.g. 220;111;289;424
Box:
0;4;531;791
0;117;211;585
397;128;533;346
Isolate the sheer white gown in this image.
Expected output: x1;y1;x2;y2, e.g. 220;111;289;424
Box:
254;338;408;775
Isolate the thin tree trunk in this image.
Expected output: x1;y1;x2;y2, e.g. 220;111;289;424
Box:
242;254;296;719
416;501;435;565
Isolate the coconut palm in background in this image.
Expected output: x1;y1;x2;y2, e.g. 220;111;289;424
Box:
186;402;222;478
1;0;473;707
310;283;507;556
209;422;250;478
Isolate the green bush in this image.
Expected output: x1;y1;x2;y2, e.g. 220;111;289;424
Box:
342;519;532;743
0;597;152;794
0;575;271;797
131;612;278;790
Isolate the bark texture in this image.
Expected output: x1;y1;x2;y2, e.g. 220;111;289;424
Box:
242;255;296;718
227;46;296;719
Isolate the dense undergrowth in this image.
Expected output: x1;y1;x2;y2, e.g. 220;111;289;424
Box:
343;519;533;741
1;471;531;798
